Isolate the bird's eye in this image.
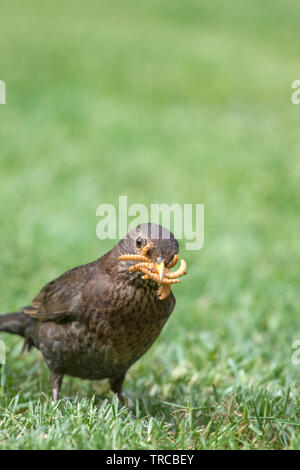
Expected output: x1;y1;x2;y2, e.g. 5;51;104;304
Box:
136;237;143;249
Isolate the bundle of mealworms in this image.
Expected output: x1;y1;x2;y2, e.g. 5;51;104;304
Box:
119;243;187;300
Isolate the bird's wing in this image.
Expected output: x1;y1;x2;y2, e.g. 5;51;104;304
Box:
24;260;101;322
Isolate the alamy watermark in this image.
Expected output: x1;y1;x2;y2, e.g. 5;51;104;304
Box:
0;341;6;365
291;340;300;365
0;80;6;104
96;196;204;250
291;80;300;104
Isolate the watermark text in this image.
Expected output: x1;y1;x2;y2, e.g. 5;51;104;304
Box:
0;341;6;365
291;340;300;365
291;80;300;104
96;196;204;251
0;80;6;104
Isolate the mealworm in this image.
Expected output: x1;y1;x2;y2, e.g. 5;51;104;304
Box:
119;254;151;263
141;242;152;257
166;254;178;269
164;259;187;279
157;284;171;300
119;248;187;300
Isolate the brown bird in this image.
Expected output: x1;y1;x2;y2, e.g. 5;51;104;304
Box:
0;223;187;404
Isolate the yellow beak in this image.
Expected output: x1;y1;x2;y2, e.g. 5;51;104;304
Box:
156;260;165;282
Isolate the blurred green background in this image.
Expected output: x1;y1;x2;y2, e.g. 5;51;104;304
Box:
0;0;300;449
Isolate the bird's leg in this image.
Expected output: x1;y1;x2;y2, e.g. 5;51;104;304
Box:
109;372;127;406
50;372;63;402
109;373;136;419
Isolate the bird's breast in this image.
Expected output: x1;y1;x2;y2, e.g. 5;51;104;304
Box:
88;282;175;371
36;282;175;380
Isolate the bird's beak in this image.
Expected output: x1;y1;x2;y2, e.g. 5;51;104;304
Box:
156;257;165;282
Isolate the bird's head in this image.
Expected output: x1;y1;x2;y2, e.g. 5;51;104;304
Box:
109;223;187;300
118;223;179;282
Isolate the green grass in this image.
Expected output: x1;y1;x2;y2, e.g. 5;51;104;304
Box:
1;0;300;449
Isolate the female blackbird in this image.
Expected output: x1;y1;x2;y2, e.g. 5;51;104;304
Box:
0;223;180;404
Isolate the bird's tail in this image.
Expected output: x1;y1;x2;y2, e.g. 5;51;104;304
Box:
0;311;35;350
0;312;29;336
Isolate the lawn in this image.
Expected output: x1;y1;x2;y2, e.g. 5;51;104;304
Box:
0;0;300;449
